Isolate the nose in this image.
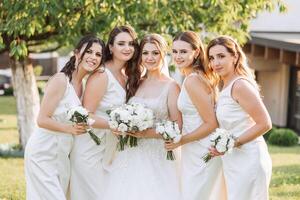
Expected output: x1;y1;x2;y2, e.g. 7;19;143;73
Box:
211;58;219;66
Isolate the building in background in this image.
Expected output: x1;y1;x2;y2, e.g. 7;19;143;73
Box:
246;0;300;134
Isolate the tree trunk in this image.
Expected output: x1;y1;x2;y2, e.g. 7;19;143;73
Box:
11;58;40;149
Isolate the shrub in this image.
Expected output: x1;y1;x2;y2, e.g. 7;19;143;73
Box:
268;128;299;146
264;125;277;141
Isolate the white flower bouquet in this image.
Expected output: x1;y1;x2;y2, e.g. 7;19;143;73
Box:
202;128;235;163
107;102;154;150
67;106;101;145
156;120;181;160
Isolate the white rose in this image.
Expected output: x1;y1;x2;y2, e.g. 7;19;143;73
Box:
165;125;174;135
108;121;118;129
216;143;227;153
173;135;182;143
76;106;88;116
118;123;128;132
210;132;219;142
156;125;165;134
139;122;149;131
119;110;131;123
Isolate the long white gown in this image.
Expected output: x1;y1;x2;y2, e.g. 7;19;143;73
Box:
216;77;272;200
102;81;181;200
177;73;226;200
69;68;126;200
25;74;80;200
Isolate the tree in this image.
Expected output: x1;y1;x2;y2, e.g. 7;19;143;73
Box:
0;0;285;148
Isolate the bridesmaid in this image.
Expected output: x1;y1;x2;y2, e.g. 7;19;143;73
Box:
69;25;139;200
24;35;105;200
207;35;272;200
165;31;226;200
103;33;182;200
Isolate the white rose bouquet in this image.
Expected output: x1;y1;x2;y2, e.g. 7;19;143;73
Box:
202;128;235;163
107;102;154;150
126;102;154;147
156;120;181;160
67;106;101;145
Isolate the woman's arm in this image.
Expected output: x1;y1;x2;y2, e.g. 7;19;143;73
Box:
165;75;218;150
231;79;272;146
83;71;110;129
37;73;86;135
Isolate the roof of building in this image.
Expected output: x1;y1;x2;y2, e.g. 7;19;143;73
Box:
250;32;300;52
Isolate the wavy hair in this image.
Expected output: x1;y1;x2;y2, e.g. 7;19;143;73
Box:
206;35;259;91
104;25;140;102
60;35;105;81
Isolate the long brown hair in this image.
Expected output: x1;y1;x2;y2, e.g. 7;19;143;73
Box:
173;31;216;101
61;35;105;81
104;25;140;102
125;33;168;101
206;35;259;91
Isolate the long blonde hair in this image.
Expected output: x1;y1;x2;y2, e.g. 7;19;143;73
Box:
206;35;259;91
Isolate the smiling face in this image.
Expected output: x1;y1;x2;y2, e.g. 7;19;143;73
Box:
208;44;237;77
76;42;103;72
172;40;198;69
110;32;135;62
141;42;163;71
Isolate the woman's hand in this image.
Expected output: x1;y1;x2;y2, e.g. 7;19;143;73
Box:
127;131;143;138
164;140;182;150
66;123;87;135
208;146;224;157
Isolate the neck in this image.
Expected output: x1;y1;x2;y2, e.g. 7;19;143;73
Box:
146;67;162;80
72;68;87;86
182;66;194;76
107;58;127;74
222;72;238;87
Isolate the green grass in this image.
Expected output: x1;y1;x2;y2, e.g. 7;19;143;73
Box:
0;96;300;199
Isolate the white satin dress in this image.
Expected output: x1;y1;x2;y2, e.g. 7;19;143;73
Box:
102;81;181;200
216;77;272;200
69;68;126;200
25;74;80;200
178;73;226;200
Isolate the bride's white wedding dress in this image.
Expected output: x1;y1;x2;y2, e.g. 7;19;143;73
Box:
103;81;181;200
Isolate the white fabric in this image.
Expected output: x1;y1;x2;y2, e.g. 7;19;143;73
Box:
177;73;226;200
69;68;125;200
25;74;80;200
102;82;181;200
216;77;272;200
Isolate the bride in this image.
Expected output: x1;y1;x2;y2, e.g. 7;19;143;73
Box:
103;33;182;200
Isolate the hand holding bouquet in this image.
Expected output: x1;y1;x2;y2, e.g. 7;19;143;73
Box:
202;128;235;163
107;102;154;150
156;120;181;160
67;106;101;145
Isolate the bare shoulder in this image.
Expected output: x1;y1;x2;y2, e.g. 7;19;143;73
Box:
232;79;259;100
167;79;180;92
184;74;209;95
87;69;108;84
232;79;257;95
46;72;67;90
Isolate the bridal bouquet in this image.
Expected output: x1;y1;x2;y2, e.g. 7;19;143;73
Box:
107;102;154;150
202;128;235;163
156;120;181;160
67;106;101;145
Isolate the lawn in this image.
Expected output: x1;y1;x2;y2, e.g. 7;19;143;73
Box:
0;96;300;199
